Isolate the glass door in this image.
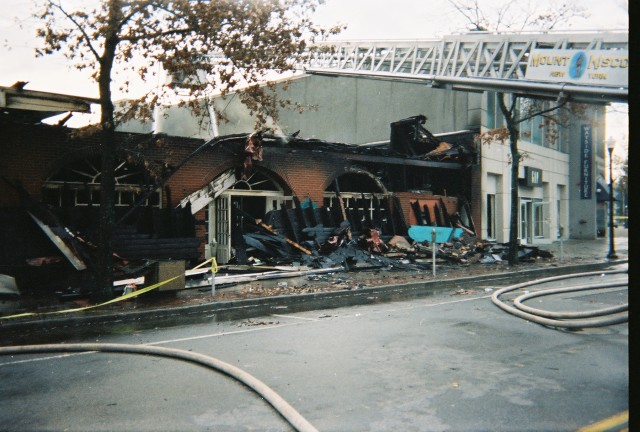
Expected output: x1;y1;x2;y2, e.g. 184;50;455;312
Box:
533;201;547;239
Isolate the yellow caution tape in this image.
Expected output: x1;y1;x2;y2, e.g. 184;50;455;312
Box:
0;275;182;320
191;257;216;271
211;257;218;274
0;258;218;321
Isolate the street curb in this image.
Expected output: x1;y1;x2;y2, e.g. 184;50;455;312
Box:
0;260;627;345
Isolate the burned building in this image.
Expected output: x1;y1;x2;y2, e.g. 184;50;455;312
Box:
1;92;476;294
177;115;476;268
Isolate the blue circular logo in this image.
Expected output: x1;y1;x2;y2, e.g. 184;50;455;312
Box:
569;52;587;79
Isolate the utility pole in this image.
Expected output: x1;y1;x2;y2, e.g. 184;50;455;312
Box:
606;137;618;259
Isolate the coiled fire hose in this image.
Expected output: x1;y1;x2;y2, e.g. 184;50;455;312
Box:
491;269;628;329
0;343;319;432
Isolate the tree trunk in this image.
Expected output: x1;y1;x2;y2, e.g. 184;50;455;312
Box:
94;102;116;302
507;130;520;265
92;1;121;302
497;93;519;265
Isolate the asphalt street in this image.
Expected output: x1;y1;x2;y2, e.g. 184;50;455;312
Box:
0;267;628;432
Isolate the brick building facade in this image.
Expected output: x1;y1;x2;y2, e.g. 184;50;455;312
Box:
1;116;476;291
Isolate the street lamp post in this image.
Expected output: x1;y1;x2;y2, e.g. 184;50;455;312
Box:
606;137;617;259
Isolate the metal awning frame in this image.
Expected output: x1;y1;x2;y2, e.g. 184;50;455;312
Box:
305;68;626;104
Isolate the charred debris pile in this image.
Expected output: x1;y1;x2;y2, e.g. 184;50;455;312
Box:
230;195;553;274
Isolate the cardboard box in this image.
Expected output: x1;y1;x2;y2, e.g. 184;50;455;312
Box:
147;260;186;291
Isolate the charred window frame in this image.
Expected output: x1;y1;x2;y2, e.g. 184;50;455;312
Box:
323;192;389;225
42;157;162;208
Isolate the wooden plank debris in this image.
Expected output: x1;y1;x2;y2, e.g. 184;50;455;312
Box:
179;168;236;214
28;212;87;270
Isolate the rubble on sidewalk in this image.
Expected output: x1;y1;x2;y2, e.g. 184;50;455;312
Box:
224;196;554;279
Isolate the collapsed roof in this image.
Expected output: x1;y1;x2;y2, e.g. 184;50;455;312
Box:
256;114;476;167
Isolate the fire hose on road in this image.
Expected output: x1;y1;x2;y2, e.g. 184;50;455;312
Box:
491;269;628;329
0;343;319;432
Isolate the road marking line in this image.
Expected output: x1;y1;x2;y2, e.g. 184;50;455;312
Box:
146;322;300;346
0;351;92;367
577;410;628;432
271;314;319;321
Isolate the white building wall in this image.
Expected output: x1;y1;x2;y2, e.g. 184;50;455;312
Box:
478;90;607;243
117;74;480;142
480;140;569;244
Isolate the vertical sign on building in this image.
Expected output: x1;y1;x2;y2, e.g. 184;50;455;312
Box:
580;125;592;199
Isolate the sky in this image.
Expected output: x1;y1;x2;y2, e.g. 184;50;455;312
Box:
0;0;629;157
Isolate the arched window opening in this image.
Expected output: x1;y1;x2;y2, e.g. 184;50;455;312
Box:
42;156;162;208
230;171;282;192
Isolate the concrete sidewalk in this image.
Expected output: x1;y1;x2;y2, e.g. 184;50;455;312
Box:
541;227;629;262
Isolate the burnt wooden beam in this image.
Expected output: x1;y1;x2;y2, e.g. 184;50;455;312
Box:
410;200;424;225
292;196;309;231
279;204;298;243
349;202;362;233
423;204;433;225
391;195;408;235
463;200;477;235
333;179;352;239
433;203;443;226
439;197;453;227
116;133;251;226
385;197;398;235
359;194;373;228
329;198;344;229
372;196;384;232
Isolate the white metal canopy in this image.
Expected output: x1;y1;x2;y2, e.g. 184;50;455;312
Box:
301;31;628;104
